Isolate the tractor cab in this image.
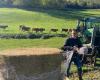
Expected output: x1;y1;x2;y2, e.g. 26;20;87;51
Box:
77;17;100;57
77;17;100;44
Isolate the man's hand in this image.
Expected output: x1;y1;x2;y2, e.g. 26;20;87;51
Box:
73;46;79;52
61;46;73;51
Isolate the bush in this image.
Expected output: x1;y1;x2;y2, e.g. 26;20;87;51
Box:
0;33;66;39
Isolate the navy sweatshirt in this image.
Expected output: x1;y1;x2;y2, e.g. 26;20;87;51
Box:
64;37;82;48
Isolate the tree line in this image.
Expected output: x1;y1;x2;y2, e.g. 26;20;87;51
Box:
0;0;100;9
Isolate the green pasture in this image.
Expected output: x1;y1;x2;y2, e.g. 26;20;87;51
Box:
0;8;100;50
0;8;100;34
0;37;65;50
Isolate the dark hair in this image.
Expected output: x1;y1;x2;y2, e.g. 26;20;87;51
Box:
72;29;78;33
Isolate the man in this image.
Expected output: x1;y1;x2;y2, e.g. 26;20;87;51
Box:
63;29;83;80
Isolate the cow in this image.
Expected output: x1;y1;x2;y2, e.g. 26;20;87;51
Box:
32;28;45;33
61;29;68;33
0;25;8;30
19;25;30;32
49;29;58;33
39;28;45;33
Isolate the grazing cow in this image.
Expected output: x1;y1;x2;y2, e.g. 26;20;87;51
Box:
32;28;38;33
50;29;58;33
39;28;45;33
32;28;45;33
0;25;8;30
61;29;68;33
19;25;30;32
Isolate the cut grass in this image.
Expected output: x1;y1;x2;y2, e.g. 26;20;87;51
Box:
0;37;66;51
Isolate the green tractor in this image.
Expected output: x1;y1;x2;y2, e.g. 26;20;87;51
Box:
77;17;100;47
76;17;100;65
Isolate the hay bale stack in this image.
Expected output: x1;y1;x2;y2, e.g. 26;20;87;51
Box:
0;48;62;80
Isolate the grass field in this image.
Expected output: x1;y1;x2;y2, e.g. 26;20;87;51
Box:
0;37;65;50
0;8;100;50
0;8;100;34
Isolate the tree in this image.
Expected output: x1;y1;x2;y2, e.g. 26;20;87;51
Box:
0;0;100;9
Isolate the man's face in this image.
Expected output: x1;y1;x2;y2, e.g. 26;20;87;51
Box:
71;30;77;37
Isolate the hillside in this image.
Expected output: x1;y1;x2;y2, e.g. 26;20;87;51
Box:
0;8;100;34
0;8;100;50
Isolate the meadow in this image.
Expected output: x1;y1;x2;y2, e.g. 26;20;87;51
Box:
0;8;100;50
0;8;100;34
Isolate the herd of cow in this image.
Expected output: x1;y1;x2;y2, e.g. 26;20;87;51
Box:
19;25;75;33
0;25;74;33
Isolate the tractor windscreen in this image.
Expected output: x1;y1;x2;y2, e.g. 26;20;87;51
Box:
85;17;100;29
87;22;100;29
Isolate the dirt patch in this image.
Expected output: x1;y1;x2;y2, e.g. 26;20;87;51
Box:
0;48;61;56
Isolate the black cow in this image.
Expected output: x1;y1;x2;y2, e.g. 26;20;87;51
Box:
32;28;45;33
50;29;58;33
0;25;8;30
61;29;68;33
19;25;30;32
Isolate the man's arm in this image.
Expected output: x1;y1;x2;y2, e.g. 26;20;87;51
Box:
62;38;73;51
74;38;83;52
64;38;70;46
77;38;83;48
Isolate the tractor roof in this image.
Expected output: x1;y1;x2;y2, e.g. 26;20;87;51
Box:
79;17;100;22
